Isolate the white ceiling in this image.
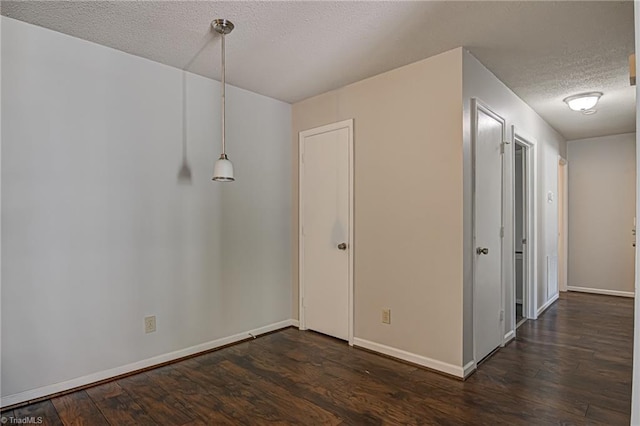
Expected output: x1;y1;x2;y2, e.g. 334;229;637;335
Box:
1;1;635;140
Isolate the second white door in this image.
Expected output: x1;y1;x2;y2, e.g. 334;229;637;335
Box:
299;119;353;341
473;100;505;362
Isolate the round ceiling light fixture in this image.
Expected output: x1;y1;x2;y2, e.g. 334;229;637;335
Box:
563;92;603;114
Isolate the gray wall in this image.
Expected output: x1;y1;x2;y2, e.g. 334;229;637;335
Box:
1;17;291;404
462;50;566;365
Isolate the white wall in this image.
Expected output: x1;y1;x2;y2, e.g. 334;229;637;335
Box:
567;133;636;296
1;17;291;405
462;50;566;364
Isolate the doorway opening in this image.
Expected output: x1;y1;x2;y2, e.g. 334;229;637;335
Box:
558;157;568;293
514;142;527;328
513;128;538;324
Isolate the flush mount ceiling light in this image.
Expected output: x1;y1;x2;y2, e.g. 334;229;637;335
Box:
563;92;603;114
212;19;235;182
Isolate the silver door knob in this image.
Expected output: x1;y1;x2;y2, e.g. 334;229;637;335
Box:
476;247;489;255
338;243;347;250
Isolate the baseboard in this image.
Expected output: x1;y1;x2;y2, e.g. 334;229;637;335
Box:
503;330;516;346
462;360;477;379
353;338;465;378
567;286;635;298
1;319;295;408
290;319;300;328
537;293;559;316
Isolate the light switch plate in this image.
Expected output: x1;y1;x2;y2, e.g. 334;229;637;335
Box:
382;309;391;324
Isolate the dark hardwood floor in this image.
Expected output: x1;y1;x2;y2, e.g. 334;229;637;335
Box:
2;292;634;425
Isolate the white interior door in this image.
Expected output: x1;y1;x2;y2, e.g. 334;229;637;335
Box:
299;120;353;342
473;100;505;362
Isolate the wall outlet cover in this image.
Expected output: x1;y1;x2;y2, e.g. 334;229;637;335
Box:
144;316;156;333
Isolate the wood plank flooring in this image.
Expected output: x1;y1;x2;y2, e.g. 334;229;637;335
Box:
1;292;633;425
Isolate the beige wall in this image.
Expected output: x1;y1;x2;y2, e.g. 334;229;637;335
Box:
292;49;464;367
567;133;636;294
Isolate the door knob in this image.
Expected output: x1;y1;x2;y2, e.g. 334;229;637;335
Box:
337;243;347;250
476;247;489;255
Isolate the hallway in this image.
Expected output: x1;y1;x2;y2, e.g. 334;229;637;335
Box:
476;291;633;424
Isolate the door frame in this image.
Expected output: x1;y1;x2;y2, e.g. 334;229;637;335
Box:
513;144;527;329
558;156;568;293
513;126;538;321
298;119;355;345
471;98;506;362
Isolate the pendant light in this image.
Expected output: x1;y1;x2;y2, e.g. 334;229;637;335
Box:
212;19;235;182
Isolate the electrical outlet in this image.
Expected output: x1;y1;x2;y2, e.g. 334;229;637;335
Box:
144;316;156;333
382;308;391;324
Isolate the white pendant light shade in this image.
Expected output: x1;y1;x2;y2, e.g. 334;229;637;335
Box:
563;92;602;112
213;154;234;181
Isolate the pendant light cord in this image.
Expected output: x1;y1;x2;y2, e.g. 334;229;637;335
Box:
221;32;226;157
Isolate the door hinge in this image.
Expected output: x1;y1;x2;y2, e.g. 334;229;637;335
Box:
500;227;504;238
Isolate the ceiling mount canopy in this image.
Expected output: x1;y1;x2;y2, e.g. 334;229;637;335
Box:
212;19;234;35
212;18;235;182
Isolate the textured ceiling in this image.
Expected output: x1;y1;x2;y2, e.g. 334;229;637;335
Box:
1;1;635;140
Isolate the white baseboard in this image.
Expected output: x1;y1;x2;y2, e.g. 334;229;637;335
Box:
353;338;465;378
503;330;516;346
463;360;477;378
568;286;635;298
290;319;300;328
1;319;295;408
537;293;559;316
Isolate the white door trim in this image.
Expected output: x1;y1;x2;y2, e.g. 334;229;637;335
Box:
558;156;569;293
513;147;526;333
298;119;354;346
471;98;506;362
513;126;538;320
632;13;640;423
